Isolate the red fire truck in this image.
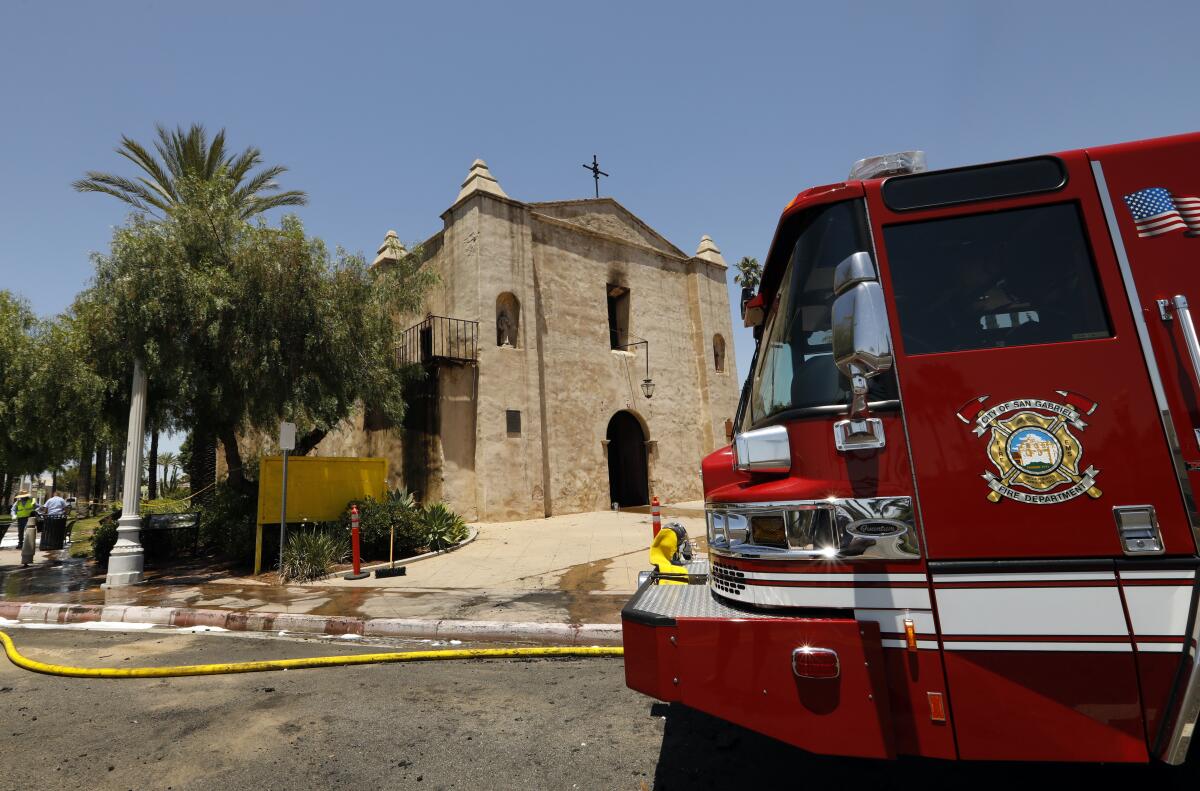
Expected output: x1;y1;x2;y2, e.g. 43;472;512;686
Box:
623;132;1200;765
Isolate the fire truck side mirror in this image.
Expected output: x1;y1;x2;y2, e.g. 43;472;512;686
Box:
831;253;893;418
832;252;877;295
832;283;892;377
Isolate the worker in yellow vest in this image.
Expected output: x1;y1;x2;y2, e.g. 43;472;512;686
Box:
8;489;37;552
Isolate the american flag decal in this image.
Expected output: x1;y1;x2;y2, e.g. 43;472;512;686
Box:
1123;187;1200;238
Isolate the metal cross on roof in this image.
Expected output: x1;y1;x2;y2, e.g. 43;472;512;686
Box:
582;154;608;198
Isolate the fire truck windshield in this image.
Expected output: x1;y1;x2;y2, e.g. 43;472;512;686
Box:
746;199;896;426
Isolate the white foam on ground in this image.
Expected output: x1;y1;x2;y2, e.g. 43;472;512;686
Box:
175;626;229;633
14;621;158;631
335;634;362;640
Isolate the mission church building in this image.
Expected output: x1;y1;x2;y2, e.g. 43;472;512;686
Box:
315;159;739;521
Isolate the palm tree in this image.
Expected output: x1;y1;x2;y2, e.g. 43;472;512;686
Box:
734;256;761;292
74;123;307;220
157;452;178;492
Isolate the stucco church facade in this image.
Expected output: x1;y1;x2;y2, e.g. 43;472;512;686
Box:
315;160;739;521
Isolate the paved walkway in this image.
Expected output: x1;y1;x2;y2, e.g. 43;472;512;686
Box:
0;505;706;627
286;507;704;592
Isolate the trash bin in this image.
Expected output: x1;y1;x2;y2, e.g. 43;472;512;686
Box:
50;516;67;550
39;515;67;550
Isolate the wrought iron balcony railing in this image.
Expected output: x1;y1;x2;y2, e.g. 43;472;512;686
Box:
397;315;479;366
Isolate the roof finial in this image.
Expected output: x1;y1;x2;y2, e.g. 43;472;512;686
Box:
373;229;407;267
456;158;509;203
695;234;726;266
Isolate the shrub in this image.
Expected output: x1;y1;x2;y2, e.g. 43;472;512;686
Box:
279;528;349;583
347;488;422;558
92;515;119;565
419;502;469;551
141;498;189;515
198;481;259;565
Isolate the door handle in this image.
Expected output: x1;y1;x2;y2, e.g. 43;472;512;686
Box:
1169;295;1200;393
1164;295;1200;464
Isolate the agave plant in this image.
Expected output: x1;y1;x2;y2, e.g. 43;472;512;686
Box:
419;502;469;551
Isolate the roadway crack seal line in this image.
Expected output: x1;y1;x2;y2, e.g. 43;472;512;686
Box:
0;630;622;679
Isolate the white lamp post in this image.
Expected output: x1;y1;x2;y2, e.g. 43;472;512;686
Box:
103;357;148;587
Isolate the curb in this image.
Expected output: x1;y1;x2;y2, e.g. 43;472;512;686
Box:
0;600;623;646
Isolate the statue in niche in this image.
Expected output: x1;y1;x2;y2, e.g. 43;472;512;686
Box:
497;308;515;347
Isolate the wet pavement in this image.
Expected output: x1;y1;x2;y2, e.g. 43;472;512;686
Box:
0;556;631;625
0;508;706;626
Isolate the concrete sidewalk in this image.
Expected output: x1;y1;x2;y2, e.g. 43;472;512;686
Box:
274;507;705;592
0;506;706;636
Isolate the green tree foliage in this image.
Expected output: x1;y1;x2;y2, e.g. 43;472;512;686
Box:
0;293;107;478
0;291;39;475
77;185;434;490
25;313;110;470
176;434;193;483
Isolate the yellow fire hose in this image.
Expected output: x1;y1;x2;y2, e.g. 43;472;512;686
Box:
0;630;622;679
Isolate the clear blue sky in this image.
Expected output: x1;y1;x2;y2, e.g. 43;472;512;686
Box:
2;1;1198;453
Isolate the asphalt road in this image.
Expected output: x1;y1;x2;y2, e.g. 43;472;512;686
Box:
0;627;1197;791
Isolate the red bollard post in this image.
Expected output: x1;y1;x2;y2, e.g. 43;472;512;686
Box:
344;504;370;580
651;496;662;537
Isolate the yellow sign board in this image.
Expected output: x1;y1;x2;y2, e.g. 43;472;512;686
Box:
254;456;388;574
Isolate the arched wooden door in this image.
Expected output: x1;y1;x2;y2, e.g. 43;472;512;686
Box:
607;411;648;507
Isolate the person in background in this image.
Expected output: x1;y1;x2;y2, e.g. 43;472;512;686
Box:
40;489;68;551
7;490;37;551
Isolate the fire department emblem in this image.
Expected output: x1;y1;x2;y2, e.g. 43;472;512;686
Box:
954;391;1102;505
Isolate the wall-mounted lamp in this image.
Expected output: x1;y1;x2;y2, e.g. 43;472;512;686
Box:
617;336;655;399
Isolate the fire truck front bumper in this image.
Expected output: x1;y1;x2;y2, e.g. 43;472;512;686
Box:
622;563;897;759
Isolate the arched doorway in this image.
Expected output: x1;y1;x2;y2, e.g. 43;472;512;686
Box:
606;411;649;507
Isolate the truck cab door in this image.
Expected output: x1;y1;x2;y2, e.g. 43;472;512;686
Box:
864;150;1194;761
1088;132;1200;763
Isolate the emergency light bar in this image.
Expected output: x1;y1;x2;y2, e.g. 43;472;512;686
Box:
848;150;926;181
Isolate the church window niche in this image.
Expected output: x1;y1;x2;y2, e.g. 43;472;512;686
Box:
607;284;630;349
496;292;520;347
713;334;726;373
